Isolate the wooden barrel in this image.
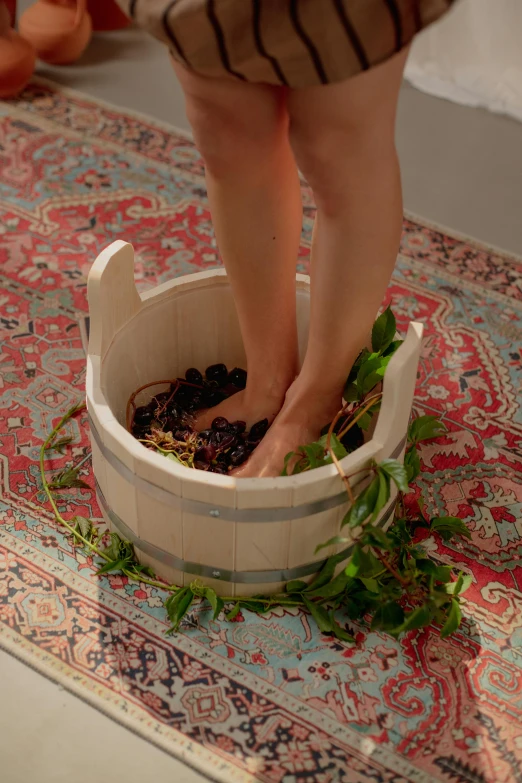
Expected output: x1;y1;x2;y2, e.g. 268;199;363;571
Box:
86;241;423;596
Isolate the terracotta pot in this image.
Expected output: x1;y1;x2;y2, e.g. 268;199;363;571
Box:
0;5;36;98
19;0;92;65
87;0;130;31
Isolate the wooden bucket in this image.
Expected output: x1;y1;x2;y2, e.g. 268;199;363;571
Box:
86;241;423;596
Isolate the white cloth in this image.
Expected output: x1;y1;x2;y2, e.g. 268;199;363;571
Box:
405;0;522;123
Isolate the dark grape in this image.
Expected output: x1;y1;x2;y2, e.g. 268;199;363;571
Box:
195;444;216;463
198;429;213;443
211;464;228;475
208;430;223;447
185;367;204;386
189;390;205;410
174;429;191;441
205;389;226;408
249;418;269;440
221;383;239;398
212;416;229;432
194;460;210;471
164;416;178;433
228;367;247;389
341;426;364;453
154;391;170;405
229;444;248;466
166;402;183;419
219;434;237;451
134;406;153;427
205;363;228;386
229;420;246;435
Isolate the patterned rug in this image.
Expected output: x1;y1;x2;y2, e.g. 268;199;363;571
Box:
1;81;521;783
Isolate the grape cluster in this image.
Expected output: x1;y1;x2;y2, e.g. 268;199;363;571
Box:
130;364;267;472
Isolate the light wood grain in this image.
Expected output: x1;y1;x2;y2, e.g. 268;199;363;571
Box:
88;242;422;593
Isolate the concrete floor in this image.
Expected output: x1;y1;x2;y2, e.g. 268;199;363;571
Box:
3;13;522;783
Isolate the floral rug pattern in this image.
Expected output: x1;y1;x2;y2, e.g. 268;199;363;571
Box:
0;82;521;783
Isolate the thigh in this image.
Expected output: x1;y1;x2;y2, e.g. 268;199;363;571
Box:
172;59;287;142
287;47;409;145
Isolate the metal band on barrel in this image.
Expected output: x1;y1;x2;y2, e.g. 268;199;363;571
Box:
89;416;406;523
96;481;396;584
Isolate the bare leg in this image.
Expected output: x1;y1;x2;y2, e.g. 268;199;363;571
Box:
235;49;409;477
171;63;303;429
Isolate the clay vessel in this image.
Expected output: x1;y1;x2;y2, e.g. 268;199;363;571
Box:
0;4;36;98
87;0;130;31
19;0;92;65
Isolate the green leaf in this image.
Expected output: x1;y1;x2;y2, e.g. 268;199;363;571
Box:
404;446;421;482
357;356;391;397
281;451;295;477
73;516;92;538
415;558;452;583
96;558;130;575
359;526;393;550
306;570;352;599
166;589;194;633
165;587;189;619
372;305;396;354
345;546;382;580
100;532;121;561
357;411;373;431
392;604;432;635
430;516;472;541
318;433;348;461
343;381;360;403
314;535;350;554
341;476;380;528
286;580;308;594
371;601;405;631
379;459;409;493
237;599;272;614
344;348;371;399
382;339;403;357
444;572;473;596
388;517;413;545
303;597;333;633
205;587;224;620
46;435;73;452
440;599;462;638
360;577;380;593
301;443;324;470
329;613;355;642
126;563;155;578
408;415;446;446
372;470;391;521
345;546;363;578
49;465;91;491
226;603;241;621
307;552;348;591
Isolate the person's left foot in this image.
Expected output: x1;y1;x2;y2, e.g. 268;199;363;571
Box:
233;382;342;478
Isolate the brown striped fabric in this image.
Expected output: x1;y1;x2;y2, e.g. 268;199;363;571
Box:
116;0;455;88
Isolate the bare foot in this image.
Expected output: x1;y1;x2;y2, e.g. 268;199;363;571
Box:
233;383;342;478
195;382;291;433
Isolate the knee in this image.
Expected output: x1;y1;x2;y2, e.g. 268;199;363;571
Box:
186;96;286;180
289;116;398;214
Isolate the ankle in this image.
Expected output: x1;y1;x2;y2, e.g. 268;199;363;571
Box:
282;377;343;428
245;365;297;404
